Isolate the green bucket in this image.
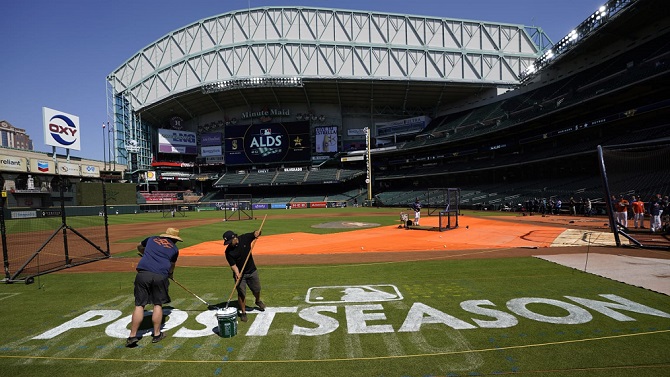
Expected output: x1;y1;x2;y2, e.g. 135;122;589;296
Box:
216;307;238;338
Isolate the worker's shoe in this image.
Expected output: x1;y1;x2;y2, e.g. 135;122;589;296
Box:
125;336;140;348
151;332;166;343
255;300;266;311
239;312;248;322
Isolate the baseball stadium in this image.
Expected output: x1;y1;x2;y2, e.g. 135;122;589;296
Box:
1;0;670;376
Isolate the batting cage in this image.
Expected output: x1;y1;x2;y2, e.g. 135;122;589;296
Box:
598;144;669;250
222;194;254;221
161;198;188;218
1;181;110;284
427;188;461;231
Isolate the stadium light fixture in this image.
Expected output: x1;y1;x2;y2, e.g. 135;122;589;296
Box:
202;76;303;94
520;0;627;82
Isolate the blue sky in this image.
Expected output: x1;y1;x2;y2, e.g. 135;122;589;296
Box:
1;0;605;162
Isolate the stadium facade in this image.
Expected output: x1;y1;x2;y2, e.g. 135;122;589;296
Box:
106;0;669;210
106;6;550;187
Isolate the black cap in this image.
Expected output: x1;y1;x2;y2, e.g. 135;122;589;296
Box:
222;230;237;245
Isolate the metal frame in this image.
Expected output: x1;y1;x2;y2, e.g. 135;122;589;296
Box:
1;181;111;284
222;194;254;222
597;145;669;251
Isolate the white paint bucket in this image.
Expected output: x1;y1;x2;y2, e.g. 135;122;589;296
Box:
215;307;238;338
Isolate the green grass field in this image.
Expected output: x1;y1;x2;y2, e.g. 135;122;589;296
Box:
1;209;669;376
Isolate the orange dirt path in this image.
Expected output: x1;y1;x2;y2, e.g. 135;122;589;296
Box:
61;212;669;273
179;216;565;256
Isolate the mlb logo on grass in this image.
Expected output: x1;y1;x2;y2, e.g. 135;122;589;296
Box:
306;284;403;304
42;107;80;151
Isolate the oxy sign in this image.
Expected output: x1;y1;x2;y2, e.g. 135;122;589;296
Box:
43;107;80;151
32;291;670;340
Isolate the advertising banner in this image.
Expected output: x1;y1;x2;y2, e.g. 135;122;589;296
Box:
81;165;100;178
376;116;431;137
205;156;225;164
58;162;81;176
340;155;364;162
310;202;327;208
315;126;338;153
201;145;222;157
30;159;55;174
10;210;38;219
43;107;81;151
0;155;27;172
158;128;197;154
200;132;222;146
225;121;310;165
146;171;157;181
160;172;191;181
348;128;366;136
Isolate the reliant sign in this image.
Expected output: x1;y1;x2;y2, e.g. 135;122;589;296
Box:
31;289;670;340
43;107;80;151
0;155;27;172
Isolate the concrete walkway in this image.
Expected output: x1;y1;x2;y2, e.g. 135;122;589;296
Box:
537;253;670;296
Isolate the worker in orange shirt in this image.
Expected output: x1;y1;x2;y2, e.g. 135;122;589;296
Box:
631;195;645;229
614;195;630;229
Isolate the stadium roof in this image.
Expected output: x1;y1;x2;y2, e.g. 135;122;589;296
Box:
109;6;549;123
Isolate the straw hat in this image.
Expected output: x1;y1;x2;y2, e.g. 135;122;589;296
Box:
160;227;183;242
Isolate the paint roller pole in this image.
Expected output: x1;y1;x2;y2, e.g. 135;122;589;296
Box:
224;214;267;309
170;277;210;307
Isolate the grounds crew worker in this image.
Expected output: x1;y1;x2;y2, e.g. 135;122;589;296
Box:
223;229;266;322
126;227;182;347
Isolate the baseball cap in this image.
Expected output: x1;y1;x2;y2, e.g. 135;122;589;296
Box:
222;230;237;245
160;227;183;242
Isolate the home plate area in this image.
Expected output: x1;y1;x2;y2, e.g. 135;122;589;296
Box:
551;229;620;247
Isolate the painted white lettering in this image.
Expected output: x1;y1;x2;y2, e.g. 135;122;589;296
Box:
292;306;339;336
173;310;219;337
346;304;394;334
460;300;519;328
30;294;670;340
32;310;122;339
247;307;298;336
507;298;592;324
105;308;189;338
565;294;670;321
399;302;475;332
